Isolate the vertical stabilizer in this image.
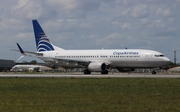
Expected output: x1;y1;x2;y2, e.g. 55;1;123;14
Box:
32;20;64;52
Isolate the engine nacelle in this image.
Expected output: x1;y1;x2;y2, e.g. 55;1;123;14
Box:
88;62;107;72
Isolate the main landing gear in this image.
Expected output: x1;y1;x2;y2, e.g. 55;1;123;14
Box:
83;69;109;74
84;69;91;74
151;70;156;75
101;70;108;74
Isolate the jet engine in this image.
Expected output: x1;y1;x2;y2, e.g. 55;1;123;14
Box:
87;62;107;72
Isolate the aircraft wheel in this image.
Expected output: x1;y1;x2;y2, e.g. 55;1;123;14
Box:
152;71;156;75
101;70;108;74
84;69;91;74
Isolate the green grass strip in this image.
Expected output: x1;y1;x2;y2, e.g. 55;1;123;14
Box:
0;78;180;112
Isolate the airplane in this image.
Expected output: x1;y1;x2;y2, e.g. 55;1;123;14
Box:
11;64;53;72
15;20;170;74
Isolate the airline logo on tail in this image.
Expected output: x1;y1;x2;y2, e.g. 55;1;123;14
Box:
32;20;54;52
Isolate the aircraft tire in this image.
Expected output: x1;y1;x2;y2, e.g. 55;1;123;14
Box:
84;69;91;74
152;71;156;75
101;70;108;74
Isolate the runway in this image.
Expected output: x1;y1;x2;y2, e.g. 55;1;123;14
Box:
0;73;180;78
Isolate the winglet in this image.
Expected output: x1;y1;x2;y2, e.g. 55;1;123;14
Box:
16;43;26;55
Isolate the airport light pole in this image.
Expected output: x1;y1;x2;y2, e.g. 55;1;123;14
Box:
174;50;177;64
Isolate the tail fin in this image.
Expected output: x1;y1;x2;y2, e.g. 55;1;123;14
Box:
32;20;64;52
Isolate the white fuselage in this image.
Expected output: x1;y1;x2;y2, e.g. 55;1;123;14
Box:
39;49;170;68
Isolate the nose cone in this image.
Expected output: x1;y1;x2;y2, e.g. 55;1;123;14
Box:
163;57;170;65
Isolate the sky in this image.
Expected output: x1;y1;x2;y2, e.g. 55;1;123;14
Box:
0;0;180;63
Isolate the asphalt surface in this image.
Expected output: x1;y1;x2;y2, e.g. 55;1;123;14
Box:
0;73;180;78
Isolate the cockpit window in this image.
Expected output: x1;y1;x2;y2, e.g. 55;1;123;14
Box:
155;55;164;57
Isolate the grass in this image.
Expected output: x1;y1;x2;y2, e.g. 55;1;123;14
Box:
0;78;180;112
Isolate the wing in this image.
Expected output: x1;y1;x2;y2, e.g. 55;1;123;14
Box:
14;43;110;67
12;43;43;60
12;49;43;56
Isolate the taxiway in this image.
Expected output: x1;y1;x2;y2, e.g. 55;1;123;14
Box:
0;73;180;78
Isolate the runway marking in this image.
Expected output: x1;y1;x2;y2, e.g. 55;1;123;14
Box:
0;74;180;78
